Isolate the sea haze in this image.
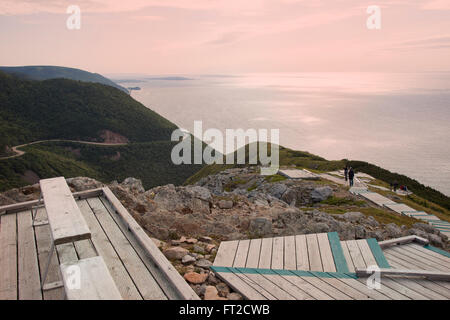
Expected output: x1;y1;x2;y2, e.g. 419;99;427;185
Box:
116;73;450;196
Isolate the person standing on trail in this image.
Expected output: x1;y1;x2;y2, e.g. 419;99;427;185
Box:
344;166;349;181
348;167;355;187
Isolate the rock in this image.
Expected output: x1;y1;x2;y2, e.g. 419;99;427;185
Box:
186;238;198;244
66;177;103;192
193;244;206;254
407;228;429;239
207;273;220;285
163;247;189;260
182;255;196;265
343;212;365;223
385;223;403;238
412;223;436;234
268;184;288;199
309;222;330;233
310;186;333;202
428;234;443;247
204;286;226;300
218;200;233;209
186;186;212;202
227;292;243;300
150;237;165;249
365;216;380;227
195;259;213;268
199;236;213;243
184;272;208;284
206;244;216;253
355;225;366;239
121;177;145;193
248;217;272;236
216;282;230;297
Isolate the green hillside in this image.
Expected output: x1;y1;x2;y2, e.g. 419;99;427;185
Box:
0;66;127;93
0;71;176;152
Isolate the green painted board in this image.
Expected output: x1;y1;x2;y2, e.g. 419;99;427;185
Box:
423;245;450;258
327;232;350;273
366;238;391;268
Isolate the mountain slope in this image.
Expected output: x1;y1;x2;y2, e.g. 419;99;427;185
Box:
0;66;128;93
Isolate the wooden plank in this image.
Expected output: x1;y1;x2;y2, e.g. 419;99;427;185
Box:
243;273;295;300
60;256;122;300
74;239;97;260
366;238;390;268
340;241;355;273
295;235;309;270
281;274;333;300
214;240;239;267
102;187;199;300
33;207;65;300
213;270;267;300
380;278;430;300
258;237;273;269
87;197;167;300
40;177;91;245
333;277;391;300
233;240;250;268
386;250;444;272
77;200;142;300
317;277;371;300
99;196;179;299
0;213;18;300
327;232;349;273
284;236;296;270
271;237;284;270
386;277;445;300
245;239;262;268
306;234;322;271
407;244;450;265
17;210;42;300
389;246;450;272
355;277;410;300
260;273;313;300
378;235;428;249
356;268;450;281
231;271;277;299
56;243;78;263
356;239;378;267
402;244;450;270
317;233;336;272
346;240;366;269
300;276;352;300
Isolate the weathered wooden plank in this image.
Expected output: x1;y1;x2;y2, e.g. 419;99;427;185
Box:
213;270;267;300
74;239;97;260
300;276;352;300
378;235;428;249
231;271;277;299
327;232;349;273
102;187;199;300
17;210;42;300
260;273;313;300
271;237;284;270
356;277;410;300
99;196;179;299
306;234;322;271
356;239;378;267
33;207;64;300
284;236;296;270
318;277;371;300
412;244;450;264
258;237;273;269
295;235;309;270
386;250;444;272
243;273;295;300
402;244;450;270
77;200;142;300
214;240;239;267
245;239;262;268
40;177;91;244
386;277;446;300
281;274;333;300
56;243;78;263
60;256;122;300
87;197;167;300
388;246;450;272
233;240;250;268
317;233;336;272
346;240;366;269
333;277;391;300
0;213;18;300
340;241;355;273
356;268;450;281
366;238;390;268
380;278;430;300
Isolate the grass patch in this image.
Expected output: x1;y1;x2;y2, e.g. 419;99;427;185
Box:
264;174;287;183
321;196;366;207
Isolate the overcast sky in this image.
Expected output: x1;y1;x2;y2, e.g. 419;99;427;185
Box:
1;0;450;74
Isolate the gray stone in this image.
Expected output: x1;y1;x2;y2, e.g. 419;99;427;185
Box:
343;212;365;223
216;282;230;297
163;246;189;260
310;186;333;202
248;217;272;236
412;223;436;234
428;234;443;247
193;244;206;254
385;223;403;238
121;177;145;193
268;184;288;199
182;255;196;265
227;292;243;300
195;259;213;268
355;225;366;239
218;200;233;209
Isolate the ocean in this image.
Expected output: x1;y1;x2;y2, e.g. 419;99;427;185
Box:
116;73;450;196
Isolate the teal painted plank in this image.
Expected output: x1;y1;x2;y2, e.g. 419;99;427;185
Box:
327;232;350;273
210;266;231;273
289;270;313;277
213;267;366;279
273;269;294;276
423;245;450;258
366;238;391;268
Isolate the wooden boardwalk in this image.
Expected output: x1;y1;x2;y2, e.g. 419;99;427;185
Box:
278;169;319;180
0;188;199;300
212;233;450;300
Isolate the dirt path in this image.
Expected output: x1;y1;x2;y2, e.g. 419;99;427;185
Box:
0;139;128;160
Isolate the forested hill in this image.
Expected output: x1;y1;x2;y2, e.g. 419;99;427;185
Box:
0;66;128;93
0;71;177;152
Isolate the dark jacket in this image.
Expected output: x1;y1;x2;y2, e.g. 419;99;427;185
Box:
348;169;355;179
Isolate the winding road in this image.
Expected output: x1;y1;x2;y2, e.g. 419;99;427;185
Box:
0;139;128;160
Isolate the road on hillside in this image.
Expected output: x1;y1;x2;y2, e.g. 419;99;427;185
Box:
0;139;128;160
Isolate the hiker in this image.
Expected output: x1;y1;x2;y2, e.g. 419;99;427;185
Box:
344;166;349;181
393;180;399;192
348;167;355;187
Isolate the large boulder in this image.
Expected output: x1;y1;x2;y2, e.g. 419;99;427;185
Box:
121;177;145;193
343;212;365;223
248;217;272;236
385;223;403;238
268;184;288;199
310;186;333;202
163;246;189;260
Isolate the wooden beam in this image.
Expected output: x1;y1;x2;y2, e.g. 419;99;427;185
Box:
356;268;450;281
0;188;104;215
378;235;429;249
101;187;200;300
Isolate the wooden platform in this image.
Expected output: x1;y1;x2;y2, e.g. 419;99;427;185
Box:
278;169;319;180
212;233;450;300
0;187;199;300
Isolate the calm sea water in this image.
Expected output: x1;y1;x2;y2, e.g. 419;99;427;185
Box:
117;73;450;196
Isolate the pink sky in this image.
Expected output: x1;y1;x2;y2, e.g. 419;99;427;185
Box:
1;0;450;74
